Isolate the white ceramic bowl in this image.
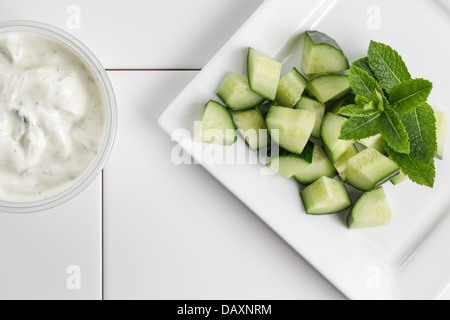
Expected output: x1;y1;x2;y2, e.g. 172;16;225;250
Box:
0;21;117;213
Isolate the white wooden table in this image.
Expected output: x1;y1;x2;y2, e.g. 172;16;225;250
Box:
0;0;351;300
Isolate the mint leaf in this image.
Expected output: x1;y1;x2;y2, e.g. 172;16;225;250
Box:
355;95;370;107
352;57;376;79
367;41;411;93
389;79;433;114
339;112;381;140
400;103;437;164
385;143;435;188
370;89;387;111
348;65;383;99
338;104;378;117
378;108;410;153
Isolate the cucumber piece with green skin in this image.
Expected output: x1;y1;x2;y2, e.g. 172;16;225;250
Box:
307;74;351;104
195;100;237;146
266;106;316;155
275;68;307;108
301;31;349;75
435;111;448;159
294;145;336;184
216;73;265;111
321;113;355;163
267;143;314;178
231;108;269;151
300;176;352;215
247;47;282;100
295;96;325;139
346;147;400;191
347;187;392;229
333;144;358;183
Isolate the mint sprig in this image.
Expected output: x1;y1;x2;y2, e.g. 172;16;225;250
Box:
338;41;436;188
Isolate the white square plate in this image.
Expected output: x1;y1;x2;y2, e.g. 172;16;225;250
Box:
158;0;450;300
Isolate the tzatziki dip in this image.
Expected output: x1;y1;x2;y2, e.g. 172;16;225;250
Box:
0;31;106;202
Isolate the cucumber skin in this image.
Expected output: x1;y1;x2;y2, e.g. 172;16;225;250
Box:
306;30;343;50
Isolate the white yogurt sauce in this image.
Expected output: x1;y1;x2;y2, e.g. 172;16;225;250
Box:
0;32;106;202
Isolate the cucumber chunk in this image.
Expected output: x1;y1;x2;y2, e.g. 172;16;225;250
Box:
195;100;237;146
436;111;448;159
267;143;314;178
266;106;316;154
321;113;355;162
333;144;358;183
346;147;400;191
307;74;351;104
216;73;265;111
300;176;352;215
231;108;269;151
357;134;385;154
391;170;408;185
247;47;282;100
275;68;307;108
301;31;349;75
347;187;392;229
294;145;336;184
295;96;325;139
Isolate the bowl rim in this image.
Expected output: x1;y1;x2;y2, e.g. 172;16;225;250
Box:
0;20;117;213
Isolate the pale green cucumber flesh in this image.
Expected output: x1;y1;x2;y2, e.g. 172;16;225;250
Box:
294;145;336;184
266;106;316;154
357;134;385;154
307;74;351;104
216;73;265;111
391;170;408;185
347;187;392;229
436;111;448;159
333;144;358;183
247;47;282;100
321;112;355;162
195;100;237;146
300;176;352;215
275;68;307;108
346;147;400;191
267;143;314;178
295;96;325;139
231;108;269;151
302;31;349;75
